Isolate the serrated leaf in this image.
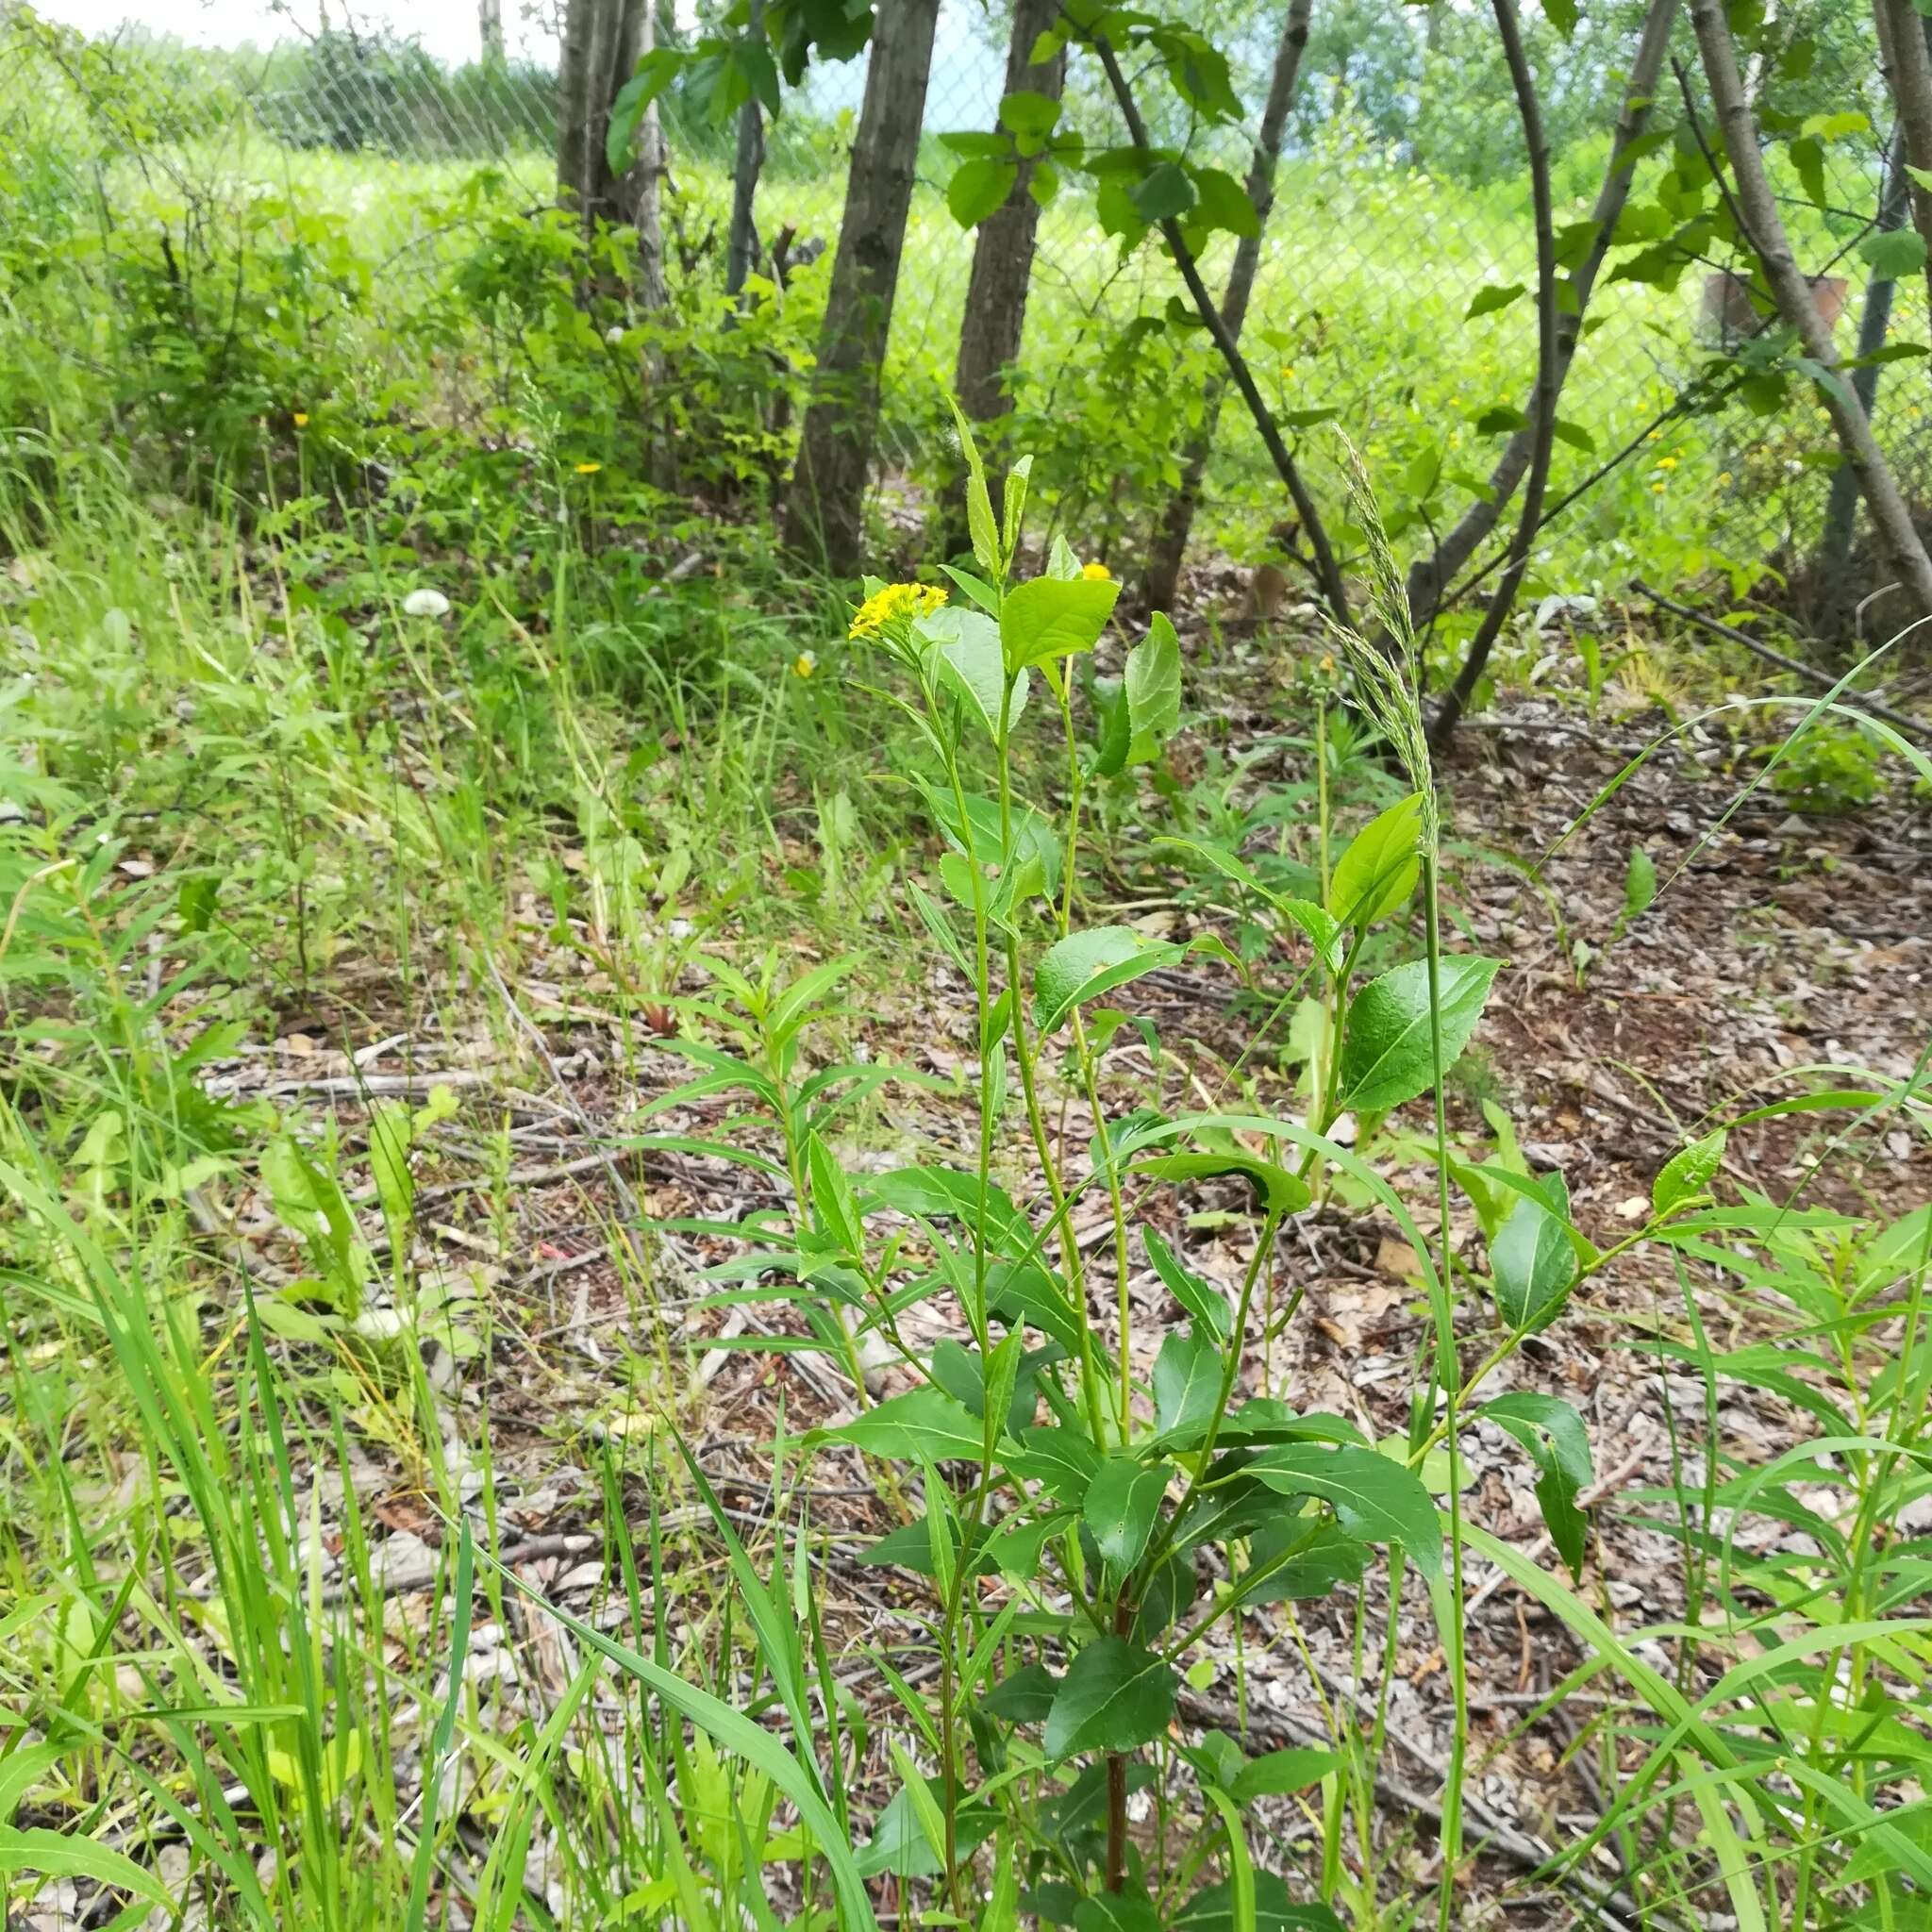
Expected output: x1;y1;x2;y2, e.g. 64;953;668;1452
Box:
1000;575;1119;674
947;155;1018;229
1336;957;1500;1114
1328;793;1423;927
1860;228;1928;280
1654;1128;1726;1217
1124;613;1182;762
1467;282;1526;320
1042;1638;1176;1758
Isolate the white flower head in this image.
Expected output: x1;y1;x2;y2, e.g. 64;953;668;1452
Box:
402;589;451;619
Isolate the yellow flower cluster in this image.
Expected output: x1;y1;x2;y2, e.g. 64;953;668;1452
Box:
849;581;948;639
1080;560;1111;581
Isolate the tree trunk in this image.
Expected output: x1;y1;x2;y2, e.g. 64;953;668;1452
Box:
942;0;1067;546
1385;0;1678;649
725;0;767;301
556;0;601;218
1876;0;1932;322
627;0;669;312
1690;0;1932;621
783;0;942;573
1816;126;1910;635
479;0;504;62
1141;0;1313;612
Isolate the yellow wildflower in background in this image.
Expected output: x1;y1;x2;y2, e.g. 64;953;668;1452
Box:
849;581;947;639
575;460;603;475
1654;455;1678;472
292;411;309;427
792;651;817;679
1080;560;1111;581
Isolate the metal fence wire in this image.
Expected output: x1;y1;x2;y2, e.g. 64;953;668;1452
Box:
0;0;1923;607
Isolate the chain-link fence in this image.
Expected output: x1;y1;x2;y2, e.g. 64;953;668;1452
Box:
1;0;1921;614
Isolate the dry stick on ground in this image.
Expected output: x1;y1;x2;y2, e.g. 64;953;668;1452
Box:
1631;578;1932;744
1429;0;1558;749
1389;0;1681;655
1086;29;1353;630
1140;0;1315;612
1689;0;1932;620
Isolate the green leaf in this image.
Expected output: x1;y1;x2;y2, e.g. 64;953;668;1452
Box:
1466;282;1525;320
1034;925;1184;1034
1075;1887;1164;1932
1478;1393;1592;1574
1541;0;1577;31
1124;613;1182;763
816;1388;987;1462
1336;956;1500;1114
948;156;1018;228
0;1825;171;1907
1491;1174;1576;1332
1084;1456;1169;1572
1153;1328;1222;1438
1860;228;1928;280
1143;1226;1231;1341
1133;1150;1311;1217
1008;1424;1101;1502
1175;1873;1344;1932
1624;846;1657;920
1230;1519;1371;1604
606;49;684;175
982;1660;1058;1724
1654;1128;1726;1217
1328;793;1423;927
1042;1637;1177;1759
924;607;1027;742
1000;575;1119;675
1188;164;1259;238
998;88;1060;143
1228;1746;1342;1805
1130;159;1197;222
1239;1443;1442;1580
1909;163;1932;193
1474;403;1526;435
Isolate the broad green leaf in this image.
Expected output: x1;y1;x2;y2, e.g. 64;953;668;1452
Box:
1491;1173;1576;1332
1130;158;1196;222
1860;228;1927;280
816;1388;987;1462
1239;1443;1442;1581
948;156;1018;228
1143;1226;1231;1341
982;1660;1058;1723
606;49;684;175
1327;793;1423;927
923;607;1027;742
1034;925;1184;1033
1124;613;1182;763
1654;1128;1726;1218
1008;1424;1101;1501
1000;575;1119;674
1133;1150;1311;1217
1478;1394;1592;1574
1336;956;1500;1114
1230;1519;1372;1604
1228;1745;1342;1805
1084;1456;1169;1572
870;1166;1031;1254
1175;1873;1343;1932
1187;164;1259;238
1075;1887;1164;1932
1466;282;1526;320
1042;1637;1176;1759
1153;1328;1222;1438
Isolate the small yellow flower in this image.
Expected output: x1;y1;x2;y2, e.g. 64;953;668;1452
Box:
575;460;603;475
1319;653;1336;674
1654;455;1678;472
1080;560;1111;581
1651;481;1667;494
292;411;309;427
792;651;817;679
1717;471;1733;486
848;581;948;640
